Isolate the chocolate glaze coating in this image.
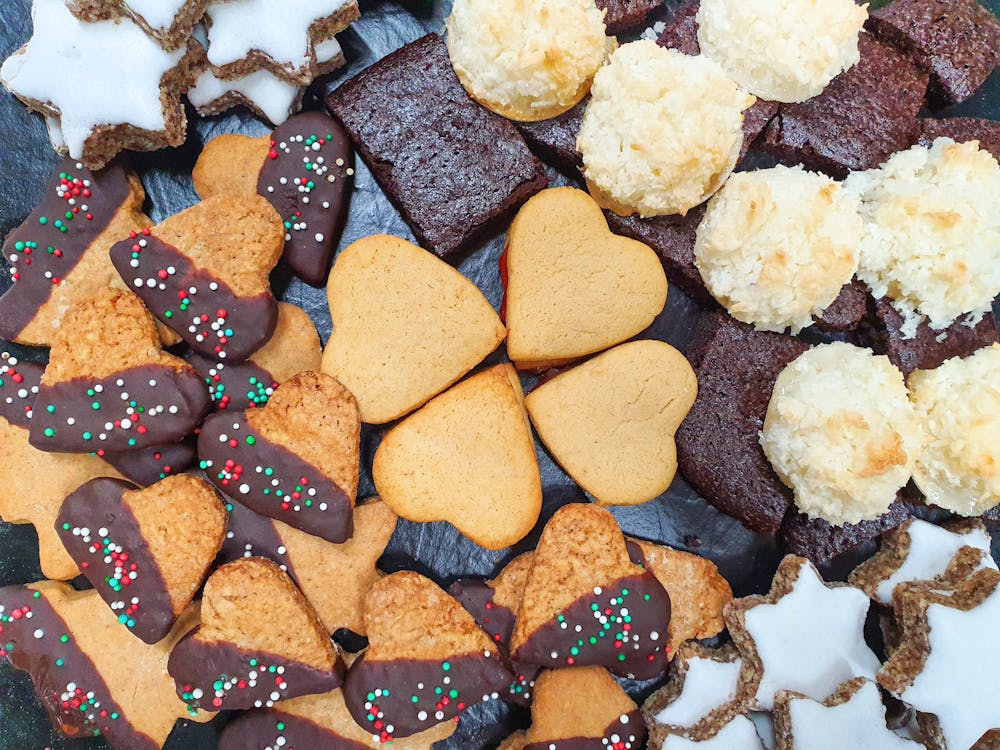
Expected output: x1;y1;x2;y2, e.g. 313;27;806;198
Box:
187;351;278;412
0;355;43;428
99;440;197;486
220;708;369;750
217;499;295;576
523;710;646;750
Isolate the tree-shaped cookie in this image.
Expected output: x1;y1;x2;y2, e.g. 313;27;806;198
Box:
168;557;345;712
56;474;227;644
198;371;360;543
341;571;513;742
110;194;284;362
29;289;210;453
509;503;672;680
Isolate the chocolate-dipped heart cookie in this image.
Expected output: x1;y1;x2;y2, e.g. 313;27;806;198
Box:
168;557;345;712
510;503;672;680
342;571;514;742
28;289;211;453
56;474;228;644
110;194;284;362
198;371;360;543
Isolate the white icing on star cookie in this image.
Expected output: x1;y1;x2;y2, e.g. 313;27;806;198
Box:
659;715;765;749
1;0;189;165
118;0;190;33
655;654;744;728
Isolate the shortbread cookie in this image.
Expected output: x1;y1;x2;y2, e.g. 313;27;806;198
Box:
188;302;322;411
773;678;920;750
219;683;456;750
168;557;345;712
56;475;227;643
373;365;542;550
203;0;359;84
510;503;671;680
577;40;754;218
878;568;1000;750
725;555;880;711
29;289;210;453
0;158;147;346
657;715;765;749
762;34;927;178
446;0;613;121
67;0;208;51
850;518;997;607
520;667;646;750
193;112;355;285
0;581;208;748
644;643;757;742
322;235;505;423
504;187;668;370
867;0;1000;108
220;498;397;636
326;33;548;257
525;341;696;505
0;0;200;169
199;371;360;543
341;571;513;741
110;194;284;362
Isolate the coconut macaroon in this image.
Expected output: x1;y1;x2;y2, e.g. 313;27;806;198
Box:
696;0;867;103
908;344;1000;517
762;343;924;526
577;40;755;218
694;165;862;333
446;0;614;121
846;138;1000;339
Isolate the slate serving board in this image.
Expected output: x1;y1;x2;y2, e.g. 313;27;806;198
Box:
0;1;998;748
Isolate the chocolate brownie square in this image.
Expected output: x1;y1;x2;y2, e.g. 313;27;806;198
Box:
515;98;587;176
919;117;1000;159
781;500;911;564
676;312;807;534
867;0;1000;108
814;280;869;334
762;34;928;178
326;34;547;258
864;296;1000;376
596;0;661;34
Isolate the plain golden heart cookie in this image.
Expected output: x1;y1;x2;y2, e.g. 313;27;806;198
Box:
525;340;697;506
322;235;506;424
505;186;668;370
372;364;542;549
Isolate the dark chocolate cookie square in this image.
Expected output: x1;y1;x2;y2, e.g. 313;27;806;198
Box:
515;98;587;176
919;116;1000;159
781;500;911;565
596;0;661;34
762;34;928;178
867;0;1000;108
326;33;547;258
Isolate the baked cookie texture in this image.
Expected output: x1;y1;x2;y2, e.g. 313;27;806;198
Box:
67;0;208;50
504;187;668;370
322;235;505;424
373;364;542;550
327;33;548;258
919;116;1000;158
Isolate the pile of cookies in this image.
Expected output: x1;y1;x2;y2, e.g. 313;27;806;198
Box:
0;0;999;748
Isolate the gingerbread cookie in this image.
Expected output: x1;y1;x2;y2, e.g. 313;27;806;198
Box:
341;571;513;741
193;112;355;285
29;289;210;453
110;194;284;362
322;235;506;424
0;0;200;169
199;371;360;543
0;158;147;346
220;498;397;636
188;302;322;411
525;340;697;506
725;555;880;711
372;364;542;550
510;503;671;680
0;581;208;748
504;187;668;370
56;475;227;644
67;0;208;51
168;557;345;712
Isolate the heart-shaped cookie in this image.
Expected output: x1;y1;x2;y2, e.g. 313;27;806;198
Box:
110;194;284;362
168;557;345;712
198;371;360;543
322;234;506;424
56;474;228;644
510;503;671;680
29;289;211;453
525;340;698;506
341;571;513;741
504;187;668;370
372;364;542;550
